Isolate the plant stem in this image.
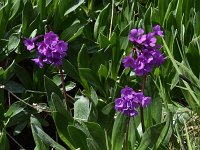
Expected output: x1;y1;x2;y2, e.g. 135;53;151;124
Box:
140;75;147;133
109;0;114;40
125;116;130;150
59;65;74;104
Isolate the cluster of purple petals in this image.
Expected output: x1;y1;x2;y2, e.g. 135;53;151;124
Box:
115;86;151;116
123;25;165;76
24;31;68;68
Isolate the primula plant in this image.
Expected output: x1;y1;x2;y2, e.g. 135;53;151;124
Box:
0;0;200;150
114;26;165;148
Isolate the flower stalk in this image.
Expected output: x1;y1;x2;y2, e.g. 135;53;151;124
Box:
125;116;130;150
59;65;74;105
140;75;147;133
59;65;68;102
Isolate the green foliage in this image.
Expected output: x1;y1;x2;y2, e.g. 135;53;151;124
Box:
0;0;199;149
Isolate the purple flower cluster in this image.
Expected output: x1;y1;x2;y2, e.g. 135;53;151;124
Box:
123;25;165;76
115;86;151;116
24;31;68;68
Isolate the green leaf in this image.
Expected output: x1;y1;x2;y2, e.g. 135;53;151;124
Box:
143;4;152;31
98;33;110;49
102;102;114;115
31;116;66;150
5;101;26;118
0;2;9;38
37;0;45;20
4;81;25;93
77;44;90;68
0;60;15;83
85;122;107;150
13;121;28;136
68;125;88;150
193;12;200;37
50;93;75;149
31;115;48;149
44;76;64;102
0;129;9;150
9;0;24;21
128;118;136;150
22;0;34;34
90;87;98;106
14;64;32;89
58;0;84;17
87;138;99;150
60;20;84;41
65;81;76;91
137;122;166;150
74;96;90;121
111;113;128;150
62;59;81;83
155;115;172;148
79;68;105;94
94;4;110;39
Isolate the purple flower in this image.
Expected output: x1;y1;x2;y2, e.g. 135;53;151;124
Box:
129;28;146;45
122;53;135;68
24;31;68;68
24;35;42;51
56;40;68;56
115;86;151;116
143;32;157;47
24;38;35;51
124;25;165;76
151;49;165;66
32;57;44;68
153;25;163;37
44;31;59;45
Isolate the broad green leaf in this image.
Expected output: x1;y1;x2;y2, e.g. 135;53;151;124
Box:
9;0;24;21
37;0;45;20
4;81;25;93
155;114;172;148
58;0;84;17
14;64;32;89
90;87;98;106
50;93;74;149
98;33;110;49
65;81;76;91
0;2;9;38
31;116;66;150
85;122;107;150
79;68;105;95
0;60;15;83
137;122;166;150
60;20;84;41
68;125;88;150
102;102;114;115
94;4;110;39
13;121;27;136
87;138;99;150
62;59;81;83
22;0;34;34
111;113;128;150
143;4;152;31
44;75;64;102
74;96;90;121
158;0;171;25
128;118;136;150
193;12;200;37
98;64;108;80
77;44;90;68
